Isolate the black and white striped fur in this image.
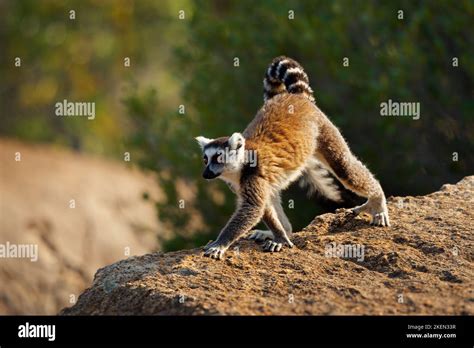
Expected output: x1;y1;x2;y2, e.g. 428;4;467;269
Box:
263;56;315;103
299;159;343;203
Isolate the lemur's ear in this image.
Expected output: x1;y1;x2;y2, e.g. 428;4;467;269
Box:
195;136;212;149
228;132;245;150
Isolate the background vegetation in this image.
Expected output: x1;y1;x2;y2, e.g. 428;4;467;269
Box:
1;0;472;250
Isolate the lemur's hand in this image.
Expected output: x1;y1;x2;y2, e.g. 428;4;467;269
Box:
352;197;390;227
203;240;229;260
262;235;294;252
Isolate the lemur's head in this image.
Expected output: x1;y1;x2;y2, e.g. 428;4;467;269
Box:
195;132;246;180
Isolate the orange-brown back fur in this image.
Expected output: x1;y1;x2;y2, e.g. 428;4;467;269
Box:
244;93;319;187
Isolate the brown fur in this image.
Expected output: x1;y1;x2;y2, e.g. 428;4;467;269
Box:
202;59;390;260
244;94;318;186
244;93;385;199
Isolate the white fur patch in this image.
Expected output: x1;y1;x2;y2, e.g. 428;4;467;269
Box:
288;80;313;93
300;159;342;202
195;136;213;149
279;167;306;191
204;147;218;159
284;67;306;79
263;78;273;91
276;59;291;78
228;132;245;150
220;170;241;191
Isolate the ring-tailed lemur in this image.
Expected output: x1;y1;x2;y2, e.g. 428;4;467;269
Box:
196;56;390;260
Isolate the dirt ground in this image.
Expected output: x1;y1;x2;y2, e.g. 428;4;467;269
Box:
0;138;162;314
61;176;473;315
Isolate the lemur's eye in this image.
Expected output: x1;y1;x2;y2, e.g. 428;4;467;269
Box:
203;156;208;165
212;154;219;163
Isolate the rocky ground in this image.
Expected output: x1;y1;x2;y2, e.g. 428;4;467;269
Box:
61;176;473;315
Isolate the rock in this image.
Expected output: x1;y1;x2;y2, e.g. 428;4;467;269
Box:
0;138;163;314
60;176;474;315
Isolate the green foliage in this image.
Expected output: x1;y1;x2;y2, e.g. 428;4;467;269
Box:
154;0;474;249
173;0;473;196
1;1;472;251
0;0;186;155
122;83;237;249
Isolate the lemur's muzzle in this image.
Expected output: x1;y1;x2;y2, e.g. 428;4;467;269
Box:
203;167;220;179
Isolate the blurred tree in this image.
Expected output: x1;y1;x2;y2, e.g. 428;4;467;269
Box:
0;0;187;155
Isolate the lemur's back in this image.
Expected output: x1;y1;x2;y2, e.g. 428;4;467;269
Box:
243;93;319;180
242;56;327;184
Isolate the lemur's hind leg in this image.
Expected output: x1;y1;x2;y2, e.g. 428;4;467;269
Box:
272;194;293;234
315;124;390;227
248;194;293;244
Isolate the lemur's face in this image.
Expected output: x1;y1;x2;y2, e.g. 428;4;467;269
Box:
195;133;246;180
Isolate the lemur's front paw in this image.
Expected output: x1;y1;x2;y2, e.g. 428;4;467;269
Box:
352;199;391;227
262;237;293;252
248;229;274;242
203;240;228;260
